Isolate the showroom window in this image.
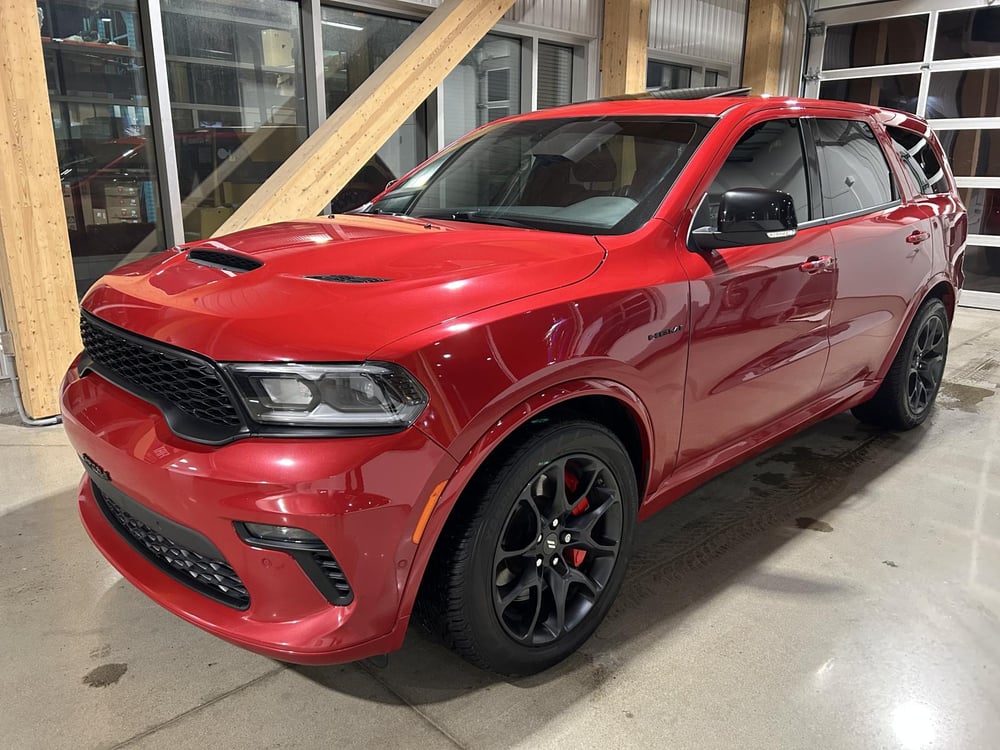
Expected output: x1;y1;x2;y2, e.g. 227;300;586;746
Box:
161;0;307;241
537;43;574;109
39;0;167;297
321;7;428;209
442;35;522;146
705;70;729;87
34;0;744;297
808;1;1000;307
934;8;1000;60
647;61;691;89
822;17;928;69
646;57;733;91
936;129;1000;178
818;75;921;114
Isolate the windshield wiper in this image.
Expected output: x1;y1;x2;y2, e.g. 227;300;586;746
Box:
416;210;535;229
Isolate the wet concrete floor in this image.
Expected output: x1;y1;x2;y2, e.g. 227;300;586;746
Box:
2;308;998;749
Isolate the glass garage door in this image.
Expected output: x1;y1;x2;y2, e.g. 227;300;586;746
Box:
806;1;1000;310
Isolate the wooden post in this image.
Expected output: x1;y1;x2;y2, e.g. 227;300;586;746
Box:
600;0;651;97
743;0;786;96
217;0;517;236
0;0;81;418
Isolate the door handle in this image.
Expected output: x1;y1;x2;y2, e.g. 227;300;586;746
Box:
906;230;930;245
799;255;834;274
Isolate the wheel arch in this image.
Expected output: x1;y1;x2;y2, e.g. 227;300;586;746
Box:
875;275;956;382
925;279;956;321
397;380;654;623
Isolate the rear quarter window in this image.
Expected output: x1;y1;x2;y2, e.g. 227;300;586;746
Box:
887;126;949;195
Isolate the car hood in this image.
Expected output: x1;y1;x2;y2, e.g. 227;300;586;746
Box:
81;215;606;362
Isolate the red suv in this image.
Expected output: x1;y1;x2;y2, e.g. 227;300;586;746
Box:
62;94;966;675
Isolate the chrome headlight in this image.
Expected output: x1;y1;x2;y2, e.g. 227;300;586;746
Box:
224;363;428;428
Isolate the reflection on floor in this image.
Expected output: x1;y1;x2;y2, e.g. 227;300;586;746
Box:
1;308;998;749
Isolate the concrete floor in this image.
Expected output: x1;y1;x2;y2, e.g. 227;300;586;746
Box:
2;308;999;750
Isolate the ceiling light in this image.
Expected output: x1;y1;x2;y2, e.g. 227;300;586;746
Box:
322;21;364;31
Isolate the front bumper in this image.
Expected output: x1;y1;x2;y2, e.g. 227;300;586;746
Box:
62;360;457;664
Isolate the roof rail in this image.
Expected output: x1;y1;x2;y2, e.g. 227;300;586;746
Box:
584;86;752;103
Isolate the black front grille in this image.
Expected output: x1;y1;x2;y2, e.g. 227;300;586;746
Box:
93;481;250;609
188;249;262;273
81;314;243;430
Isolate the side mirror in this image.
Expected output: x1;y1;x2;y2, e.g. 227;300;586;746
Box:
690;188;798;252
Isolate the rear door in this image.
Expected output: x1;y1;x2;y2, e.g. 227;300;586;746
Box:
808;116;937;392
675;116;836;466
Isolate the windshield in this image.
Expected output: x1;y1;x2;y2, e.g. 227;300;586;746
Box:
360;116;713;235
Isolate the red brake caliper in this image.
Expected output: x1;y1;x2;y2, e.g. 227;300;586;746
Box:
564;470;589;567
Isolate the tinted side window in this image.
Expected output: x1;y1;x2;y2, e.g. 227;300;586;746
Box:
887;126;948;195
813;119;895;216
695;119;811;229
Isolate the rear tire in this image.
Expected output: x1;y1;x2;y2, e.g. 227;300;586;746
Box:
419;419;637;676
852;298;949;430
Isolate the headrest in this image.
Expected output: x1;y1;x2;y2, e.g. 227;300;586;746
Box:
572;147;617;183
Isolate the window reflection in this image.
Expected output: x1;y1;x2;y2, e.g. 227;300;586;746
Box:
162;0;306;240
40;0;166;296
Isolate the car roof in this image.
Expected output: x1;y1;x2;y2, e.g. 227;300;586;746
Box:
518;95;906;121
510;95;932;136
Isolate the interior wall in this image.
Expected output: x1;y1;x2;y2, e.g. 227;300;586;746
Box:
778;0;806;96
395;0;602;37
648;0;748;79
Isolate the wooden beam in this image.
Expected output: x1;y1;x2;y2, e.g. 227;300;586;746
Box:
742;0;786;95
600;0;651;97
217;0;517;235
0;0;81;418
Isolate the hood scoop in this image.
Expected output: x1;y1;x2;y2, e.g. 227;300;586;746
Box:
187;249;262;273
307;274;392;284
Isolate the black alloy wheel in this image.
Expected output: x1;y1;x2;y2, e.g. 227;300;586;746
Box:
906;312;947;415
492;454;624;645
852;297;950;430
418;419;637;675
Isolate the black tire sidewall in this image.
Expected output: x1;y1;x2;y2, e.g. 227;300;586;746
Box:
894;299;949;427
460;422;637;675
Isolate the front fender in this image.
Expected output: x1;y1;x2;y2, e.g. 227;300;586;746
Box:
395;378;655;625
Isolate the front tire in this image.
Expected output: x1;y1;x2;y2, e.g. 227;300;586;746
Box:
422;420;637;676
852;297;949;430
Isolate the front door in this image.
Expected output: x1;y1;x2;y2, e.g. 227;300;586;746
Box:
676;117;836;465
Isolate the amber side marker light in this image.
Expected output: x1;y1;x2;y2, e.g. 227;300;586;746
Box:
413;481;448;544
